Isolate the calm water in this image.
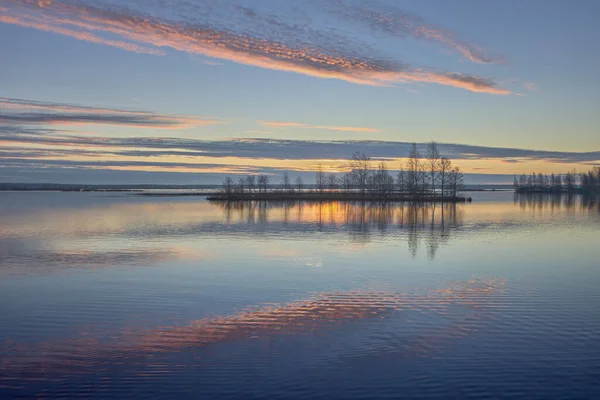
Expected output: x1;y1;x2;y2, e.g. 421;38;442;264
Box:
1;192;599;399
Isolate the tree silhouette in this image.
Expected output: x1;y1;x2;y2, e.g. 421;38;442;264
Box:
439;157;452;197
406;143;422;197
316;164;326;193
350;152;371;194
245;175;256;193
295;176;304;193
426;141;441;194
282;171;292;193
216;145;466;201
222;177;234;194
327;173;338;192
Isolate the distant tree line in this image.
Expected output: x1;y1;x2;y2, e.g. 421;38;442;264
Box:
514;167;600;194
221;142;464;198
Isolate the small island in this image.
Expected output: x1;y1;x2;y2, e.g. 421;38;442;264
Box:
513;167;600;195
209;142;470;203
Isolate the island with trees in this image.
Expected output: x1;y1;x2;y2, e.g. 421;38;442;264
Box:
209;142;469;202
513;167;600;195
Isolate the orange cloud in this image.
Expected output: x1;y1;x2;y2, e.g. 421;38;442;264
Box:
0;13;162;55
0;1;511;94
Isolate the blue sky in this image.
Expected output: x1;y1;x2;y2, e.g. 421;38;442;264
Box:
1;0;600;183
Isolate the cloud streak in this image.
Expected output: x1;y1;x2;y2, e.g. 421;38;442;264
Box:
330;0;502;64
1;128;599;164
258;120;380;133
0;97;220;129
0;0;510;94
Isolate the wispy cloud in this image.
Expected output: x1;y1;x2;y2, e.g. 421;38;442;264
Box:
0;9;162;55
258;120;380;133
329;0;502;64
0;0;510;94
0;97;220;129
2;129;599;164
0;157;263;173
203;60;223;66
524;82;539;92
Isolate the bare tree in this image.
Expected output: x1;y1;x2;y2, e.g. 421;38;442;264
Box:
426;141;441;194
350;152;371;194
282;171;291;193
245;175;256;193
368;162;393;196
519;174;527;189
406;143;422;197
448;167;464;197
257;174;270;193
396;170;406;193
419;161;428;196
222;177;234;194
295;176;304;193
581;166;600;194
564;170;577;193
316;164;326;193
237;177;245;194
327;173;338;192
342;172;353;193
439;157;452;197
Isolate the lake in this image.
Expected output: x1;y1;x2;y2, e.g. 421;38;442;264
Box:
1;191;599;399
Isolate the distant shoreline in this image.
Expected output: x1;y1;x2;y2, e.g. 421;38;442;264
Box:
0;187;513;193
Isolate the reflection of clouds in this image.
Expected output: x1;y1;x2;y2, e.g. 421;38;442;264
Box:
1;278;506;384
0;243;211;278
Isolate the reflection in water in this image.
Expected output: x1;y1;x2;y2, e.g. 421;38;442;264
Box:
1;194;599;278
1;193;600;398
514;192;600;214
1;278;506;387
0;243;209;278
218;201;463;259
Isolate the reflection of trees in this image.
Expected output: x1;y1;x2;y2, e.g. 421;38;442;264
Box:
582;195;600;214
399;203;459;259
514;193;600;214
214;201;463;259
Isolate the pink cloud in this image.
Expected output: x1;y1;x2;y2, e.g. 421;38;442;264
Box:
0;1;511;95
0;12;162;55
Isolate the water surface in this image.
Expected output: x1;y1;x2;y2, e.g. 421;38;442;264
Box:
1;192;599;399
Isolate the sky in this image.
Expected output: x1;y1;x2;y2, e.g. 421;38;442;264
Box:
1;0;600;184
